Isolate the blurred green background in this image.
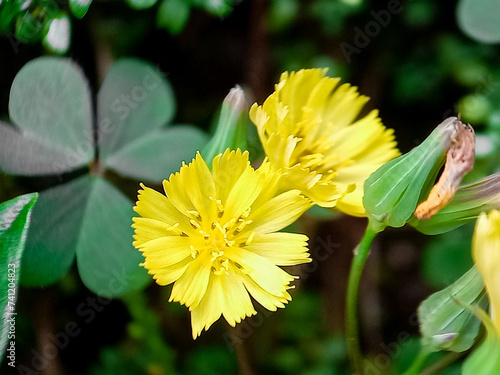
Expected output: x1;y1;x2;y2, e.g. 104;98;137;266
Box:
1;0;500;374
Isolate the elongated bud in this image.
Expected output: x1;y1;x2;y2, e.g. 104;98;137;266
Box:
363;117;475;232
201;86;249;163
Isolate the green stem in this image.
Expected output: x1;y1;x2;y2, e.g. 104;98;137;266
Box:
420;351;465;375
345;225;379;375
402;347;432;375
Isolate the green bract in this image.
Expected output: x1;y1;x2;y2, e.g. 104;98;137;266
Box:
363;117;459;232
418;266;486;353
0;193;38;366
0;57;208;297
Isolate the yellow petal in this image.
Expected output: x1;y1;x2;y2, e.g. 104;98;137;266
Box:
245;232;310;266
222;163;263;221
190;275;223;339
220;269;257;326
181;152;217;219
231;247;295;297
247;190;311;233
149;256;192;286
170;252;211;309
132;217;186;246
212;149;250;202
139;236;192;263
240;272;291;311
133;184;186;226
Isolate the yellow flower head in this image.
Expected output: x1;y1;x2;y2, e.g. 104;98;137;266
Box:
249;68;400;216
463;209;500;374
473;209;500;334
133;149;312;338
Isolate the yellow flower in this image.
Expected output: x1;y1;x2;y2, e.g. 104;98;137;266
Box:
463;209;500;374
132;149;312;338
249;68;400;216
473;210;500;334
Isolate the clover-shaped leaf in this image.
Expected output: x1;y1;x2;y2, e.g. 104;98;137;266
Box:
0;57;93;175
97;59;175;161
76;177;148;298
21;175;90;286
0;57;208;297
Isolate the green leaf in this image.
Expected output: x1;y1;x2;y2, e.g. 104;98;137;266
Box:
456;0;500;43
0;120;85;176
0;193;38;366
20;175;92;286
418;266;487;353
69;0;93;19
42;12;71;54
2;57;93;175
76;177;149;297
105;125;208;182
124;0;157;10
97;59;176;162
157;0;191;34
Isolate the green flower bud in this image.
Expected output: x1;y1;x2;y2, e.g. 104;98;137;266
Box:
363;117;475;232
418;265;486;353
201;86;249;163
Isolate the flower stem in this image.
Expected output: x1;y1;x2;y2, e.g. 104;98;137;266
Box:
402;347;431;375
345;225;379;374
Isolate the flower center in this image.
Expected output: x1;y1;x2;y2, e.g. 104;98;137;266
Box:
186;201;254;276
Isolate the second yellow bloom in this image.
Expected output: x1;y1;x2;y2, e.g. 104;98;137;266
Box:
250;68;399;216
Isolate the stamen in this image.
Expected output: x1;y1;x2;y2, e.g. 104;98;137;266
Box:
240;207;252;220
199;229;210;240
223;218;237;231
186;210;201;221
212;221;225;234
190;219;201;229
190;245;198;258
167;223;181;235
245;231;255;246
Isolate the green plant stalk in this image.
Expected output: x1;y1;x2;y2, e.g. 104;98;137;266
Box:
402;347;432;375
345;224;379;374
421;351;465;375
